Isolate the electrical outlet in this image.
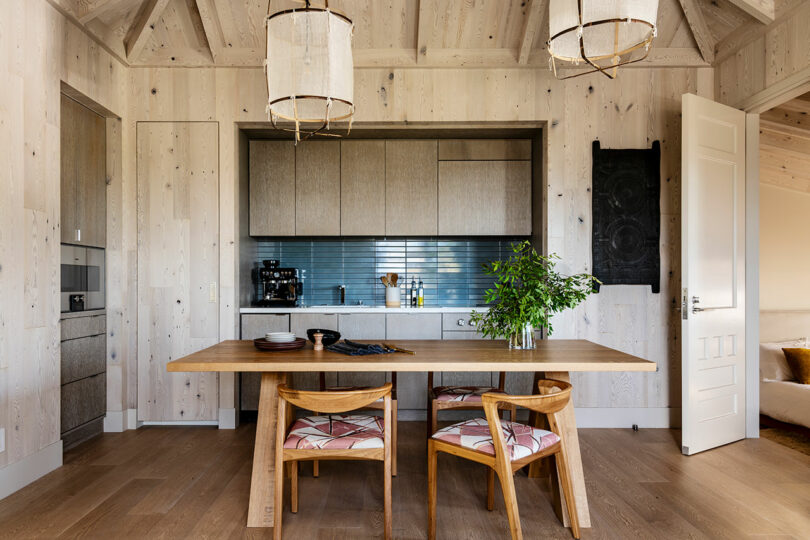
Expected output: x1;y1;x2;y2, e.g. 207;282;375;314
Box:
209;282;217;303
0;427;5;453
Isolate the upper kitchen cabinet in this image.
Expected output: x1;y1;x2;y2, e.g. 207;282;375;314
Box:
60;94;106;247
438;139;531;236
249;140;295;236
385;140;438;235
341;140;385;235
296;141;341;235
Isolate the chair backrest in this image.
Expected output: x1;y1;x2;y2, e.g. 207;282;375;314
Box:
278;382;392;414
480;379;571;415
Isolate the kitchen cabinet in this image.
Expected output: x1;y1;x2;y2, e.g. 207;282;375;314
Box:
60;94;106;247
291;313;338;390
295;141;341;235
438;160;531;235
60;313;106;450
337;313;388;388
340;141;385;235
249;141;295;236
385;313;441;409
385;140;438;235
438;139;531;161
240;314;290;410
439;312;492;388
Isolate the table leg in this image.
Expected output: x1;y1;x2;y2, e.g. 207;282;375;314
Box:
247;372;287;528
528;371;590;528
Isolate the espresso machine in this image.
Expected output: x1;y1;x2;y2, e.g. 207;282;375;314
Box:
253;260;302;307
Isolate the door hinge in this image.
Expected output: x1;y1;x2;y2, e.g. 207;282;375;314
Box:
681;289;688;320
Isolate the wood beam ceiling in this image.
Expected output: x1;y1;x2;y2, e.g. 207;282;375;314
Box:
518;0;547;65
194;0;223;63
125;0;171;62
416;0;431;64
727;0;775;24
678;0;716;63
76;0;131;24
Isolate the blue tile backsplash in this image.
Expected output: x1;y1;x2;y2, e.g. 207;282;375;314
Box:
252;238;525;307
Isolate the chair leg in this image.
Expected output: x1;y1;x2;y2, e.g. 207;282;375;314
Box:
555;450;581;539
431;401;439;436
496;468;523;540
312;460;319;478
273;458;284;540
384;440;393;540
426;399;434;441
392;400;398;477
290;461;299;514
487;468;495;511
427;440;438;540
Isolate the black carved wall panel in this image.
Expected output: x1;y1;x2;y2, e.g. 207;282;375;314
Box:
592;140;660;293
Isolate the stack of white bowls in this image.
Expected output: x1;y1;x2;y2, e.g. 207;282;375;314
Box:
265;332;296;343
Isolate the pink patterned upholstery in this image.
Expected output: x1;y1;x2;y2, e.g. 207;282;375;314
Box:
433;386;503;403
432;418;560;460
284;415;384;450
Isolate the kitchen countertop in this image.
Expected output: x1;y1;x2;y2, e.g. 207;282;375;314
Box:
240;306;488;314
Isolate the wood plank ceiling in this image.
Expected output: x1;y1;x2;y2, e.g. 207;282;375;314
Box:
760;91;810;193
47;0;765;69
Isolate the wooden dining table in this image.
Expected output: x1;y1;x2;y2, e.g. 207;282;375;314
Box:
167;339;655;529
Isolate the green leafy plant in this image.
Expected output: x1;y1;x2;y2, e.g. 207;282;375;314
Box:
470;240;599;340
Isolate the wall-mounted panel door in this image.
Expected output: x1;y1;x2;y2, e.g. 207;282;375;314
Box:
341;140;385;235
249;140;295;236
137;122;219;422
385;140;438;235
296;141;340;235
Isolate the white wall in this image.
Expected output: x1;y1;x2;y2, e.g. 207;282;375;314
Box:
760;183;810;310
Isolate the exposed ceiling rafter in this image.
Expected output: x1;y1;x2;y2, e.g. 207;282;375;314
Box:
416;0;431;64
518;0;547;65
194;0;223;63
125;0;171;63
727;0;775;24
678;0;716;63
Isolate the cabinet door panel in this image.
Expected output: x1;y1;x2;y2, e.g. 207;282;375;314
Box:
438;139;531;160
385;313;442;339
341;141;385;235
385;141;438;235
61;373;106;433
438;160;531;236
240;314;290;411
296;141;340;235
290;313;338;390
62;334;106;385
250;141;295;236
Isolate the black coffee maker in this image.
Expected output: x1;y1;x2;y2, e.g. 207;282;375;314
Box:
253;260;302;307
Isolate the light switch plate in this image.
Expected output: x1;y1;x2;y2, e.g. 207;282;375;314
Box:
0;427;5;453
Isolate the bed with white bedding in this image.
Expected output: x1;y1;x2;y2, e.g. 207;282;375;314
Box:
759;310;810;429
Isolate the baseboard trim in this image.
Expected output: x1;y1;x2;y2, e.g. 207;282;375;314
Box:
104;408;141;432
218;408;237;430
0;440;63;500
397;407;679;428
140;420;219;426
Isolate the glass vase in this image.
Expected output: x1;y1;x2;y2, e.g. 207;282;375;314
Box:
509;323;536;349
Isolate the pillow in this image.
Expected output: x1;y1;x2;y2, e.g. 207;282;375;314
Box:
782;348;810;384
760;338;806;381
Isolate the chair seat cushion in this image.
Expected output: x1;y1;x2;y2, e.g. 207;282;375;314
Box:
284;415;384;450
432;418;560;460
433;386;503;402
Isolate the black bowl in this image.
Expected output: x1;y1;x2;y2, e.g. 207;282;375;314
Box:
306;328;341;347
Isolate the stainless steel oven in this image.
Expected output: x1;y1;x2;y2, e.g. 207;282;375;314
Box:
61;244;105;312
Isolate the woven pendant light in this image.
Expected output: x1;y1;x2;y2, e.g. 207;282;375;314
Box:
265;0;354;142
548;0;659;79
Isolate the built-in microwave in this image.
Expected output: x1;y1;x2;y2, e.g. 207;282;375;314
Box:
61;244;105;312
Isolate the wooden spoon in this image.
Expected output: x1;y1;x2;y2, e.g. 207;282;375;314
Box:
380;275;389;287
391;273;398;287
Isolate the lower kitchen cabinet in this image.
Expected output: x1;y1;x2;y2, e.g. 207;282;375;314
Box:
385;314;441;410
240;314;290;411
290;313;338;391
337;314;387;388
60;314;106;450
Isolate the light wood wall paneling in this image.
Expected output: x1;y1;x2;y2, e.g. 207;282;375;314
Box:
438;160;532;235
294;141;341;236
136;121;219;422
249;140;295;236
385;140;438;235
340;140;386;235
438;139;532;160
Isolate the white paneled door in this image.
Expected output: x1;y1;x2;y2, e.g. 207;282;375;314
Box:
681;93;747;455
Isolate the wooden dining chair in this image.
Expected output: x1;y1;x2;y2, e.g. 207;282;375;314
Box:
314;372;398;476
426;371;517;439
274;383;393;540
427;379;579;540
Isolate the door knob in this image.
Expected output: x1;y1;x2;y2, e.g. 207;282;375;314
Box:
691;296;703;314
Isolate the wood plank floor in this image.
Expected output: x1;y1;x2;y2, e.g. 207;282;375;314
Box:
0;422;808;539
